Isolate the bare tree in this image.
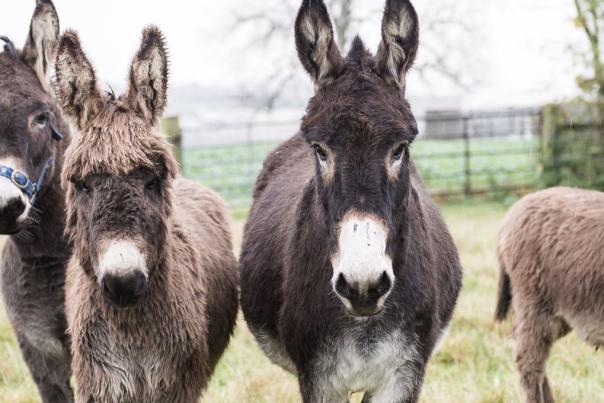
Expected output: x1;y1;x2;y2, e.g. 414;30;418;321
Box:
230;0;483;109
573;0;604;102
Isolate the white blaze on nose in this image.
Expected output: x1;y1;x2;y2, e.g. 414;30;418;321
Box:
98;240;148;280
331;212;394;292
0;157;31;222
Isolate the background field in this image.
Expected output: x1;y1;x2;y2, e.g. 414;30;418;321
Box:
1;201;603;403
184;136;540;208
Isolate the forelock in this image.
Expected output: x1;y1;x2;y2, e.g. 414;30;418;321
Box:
346;36;371;64
61;104;175;184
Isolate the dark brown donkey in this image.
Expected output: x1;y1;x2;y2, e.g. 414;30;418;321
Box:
240;0;462;401
54;27;238;402
0;1;73;402
496;186;604;403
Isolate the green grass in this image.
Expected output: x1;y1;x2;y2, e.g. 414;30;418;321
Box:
2;201;603;402
183;137;540;207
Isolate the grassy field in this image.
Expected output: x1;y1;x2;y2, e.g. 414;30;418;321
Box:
2;201;604;402
184;136;540;207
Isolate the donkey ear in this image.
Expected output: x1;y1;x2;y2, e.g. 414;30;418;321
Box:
126;26;169;126
55;31;102;129
295;0;343;89
375;0;419;87
21;0;60;93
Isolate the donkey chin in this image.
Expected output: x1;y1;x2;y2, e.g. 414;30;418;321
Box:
96;239;149;308
0;169;32;234
331;213;395;317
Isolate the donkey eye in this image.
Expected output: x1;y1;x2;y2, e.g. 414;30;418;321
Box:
145;177;161;191
312;144;329;163
34;113;48;129
74;181;92;194
391;143;407;163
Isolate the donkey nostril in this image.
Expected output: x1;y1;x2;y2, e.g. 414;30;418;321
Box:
377;271;392;296
103;276;120;299
335;273;356;300
2;198;26;220
130;271;147;297
368;272;393;299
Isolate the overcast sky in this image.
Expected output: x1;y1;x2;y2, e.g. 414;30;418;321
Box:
1;0;583;109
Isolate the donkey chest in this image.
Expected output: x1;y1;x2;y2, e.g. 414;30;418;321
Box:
88;326;190;400
100;345;167;396
315;329;418;395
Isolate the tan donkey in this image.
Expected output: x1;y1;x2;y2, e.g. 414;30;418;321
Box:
54;27;239;402
496;187;604;403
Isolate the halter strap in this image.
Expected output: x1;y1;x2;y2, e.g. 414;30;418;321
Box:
0;157;53;205
0;123;64;206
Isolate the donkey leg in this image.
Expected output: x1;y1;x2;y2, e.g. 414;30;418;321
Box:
298;376;348;403
363;365;424;403
364;387;421;403
17;332;74;403
514;314;555;403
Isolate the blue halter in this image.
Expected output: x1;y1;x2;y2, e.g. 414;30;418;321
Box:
0;124;63;205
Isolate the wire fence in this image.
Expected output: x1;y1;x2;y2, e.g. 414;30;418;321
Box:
180;107;542;208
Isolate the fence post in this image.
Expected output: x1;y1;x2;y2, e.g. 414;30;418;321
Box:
540;104;563;186
463;116;471;196
161;116;183;169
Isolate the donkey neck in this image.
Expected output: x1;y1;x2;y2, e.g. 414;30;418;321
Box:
289;180;333;277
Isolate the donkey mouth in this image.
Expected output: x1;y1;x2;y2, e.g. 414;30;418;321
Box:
346;305;385;318
0;223;23;235
337;294;386;318
104;293;145;309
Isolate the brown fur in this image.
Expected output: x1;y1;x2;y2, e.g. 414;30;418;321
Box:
496;186;604;403
55;27;238;402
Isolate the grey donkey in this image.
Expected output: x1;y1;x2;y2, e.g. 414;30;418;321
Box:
0;1;73;402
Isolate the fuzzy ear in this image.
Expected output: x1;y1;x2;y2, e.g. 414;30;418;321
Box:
375;0;419;87
54;30;102;129
295;0;343;89
21;0;60;92
126;26;169;126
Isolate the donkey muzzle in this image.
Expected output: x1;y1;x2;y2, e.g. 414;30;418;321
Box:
98;240;149;307
331;212;395;317
0;173;30;233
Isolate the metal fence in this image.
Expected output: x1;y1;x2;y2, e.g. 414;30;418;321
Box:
180;107;542;208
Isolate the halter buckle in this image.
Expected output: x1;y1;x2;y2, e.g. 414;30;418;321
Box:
11;170;30;190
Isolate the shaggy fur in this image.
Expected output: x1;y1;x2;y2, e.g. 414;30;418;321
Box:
55;27;238;402
240;1;462;402
496;187;604;403
0;1;74;402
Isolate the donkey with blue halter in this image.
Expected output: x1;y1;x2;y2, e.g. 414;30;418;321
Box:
0;131;61;206
0;1;73;402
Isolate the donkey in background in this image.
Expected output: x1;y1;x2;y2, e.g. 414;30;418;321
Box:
54;27;239;402
240;0;462;402
496;187;604;403
0;1;73;402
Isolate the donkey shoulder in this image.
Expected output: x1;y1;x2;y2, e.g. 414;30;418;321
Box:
173;177;230;231
171;176;236;272
253;133;310;199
